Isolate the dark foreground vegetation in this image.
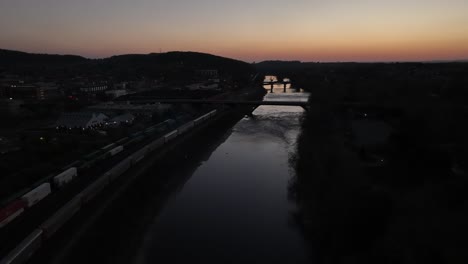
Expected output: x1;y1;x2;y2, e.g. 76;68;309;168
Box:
283;62;468;263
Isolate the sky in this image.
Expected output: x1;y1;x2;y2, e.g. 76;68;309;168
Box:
1;0;468;62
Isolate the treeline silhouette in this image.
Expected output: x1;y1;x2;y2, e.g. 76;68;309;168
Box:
282;62;468;263
0;49;254;83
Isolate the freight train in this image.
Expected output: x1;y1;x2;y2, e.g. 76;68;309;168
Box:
0;110;216;231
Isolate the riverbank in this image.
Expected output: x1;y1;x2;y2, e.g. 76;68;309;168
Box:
292;97;468;263
25;86;266;264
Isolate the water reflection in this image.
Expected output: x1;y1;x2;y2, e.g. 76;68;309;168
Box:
135;80;311;263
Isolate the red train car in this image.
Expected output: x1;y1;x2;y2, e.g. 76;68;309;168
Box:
0;199;26;228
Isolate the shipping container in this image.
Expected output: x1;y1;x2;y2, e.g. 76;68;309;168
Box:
177;121;195;135
107;158;131;182
60;160;82;171
115;137;129;145
80;174;110;204
108;146;124;156
101;143;116;151
0;199;26;228
132;146;149;163
164;130;178;143
53;167;78;188
148;138;164;151
21;183;51;208
0;229;43;264
40;196;81;239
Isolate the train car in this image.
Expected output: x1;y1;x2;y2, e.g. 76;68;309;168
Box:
209;109;217;117
83;150;103;161
80;173;111;204
101;143;116;151
130;131;144;138
60;160;82;171
107;158;132;182
148;137;165;151
164;130;178;143
40;196;81;239
177;121;195;135
132;146;149;164
124;135;145;147
108;146;124;156
115;137;129;145
53;167;78;188
0;199;26;228
0;229;43;264
21;183;51;208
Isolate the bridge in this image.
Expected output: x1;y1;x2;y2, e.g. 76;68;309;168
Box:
263;79;293;93
125;98;309;107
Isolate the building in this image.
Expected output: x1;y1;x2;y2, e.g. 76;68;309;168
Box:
4;82;60;101
197;69;219;78
56;112;108;129
80;84;108;94
105;89;128;99
0;99;24;116
109;113;135;126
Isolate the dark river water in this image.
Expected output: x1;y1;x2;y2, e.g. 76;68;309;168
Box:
35;77;312;264
134;85;310;263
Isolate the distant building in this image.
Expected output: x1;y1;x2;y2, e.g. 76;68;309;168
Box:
4;82;60;101
197;69;219;78
0;99;24;116
105;89;128;99
56;112;108;129
109;113;135;126
80;84;108;94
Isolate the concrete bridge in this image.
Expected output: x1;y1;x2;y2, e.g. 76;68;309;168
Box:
263;80;293;93
125;98;309;108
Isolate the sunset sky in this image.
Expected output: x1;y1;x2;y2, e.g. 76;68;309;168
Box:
1;0;468;62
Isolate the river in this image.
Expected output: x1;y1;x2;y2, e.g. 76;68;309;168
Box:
36;77;312;263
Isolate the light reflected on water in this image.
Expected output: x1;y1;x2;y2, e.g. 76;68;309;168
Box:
134;78;311;263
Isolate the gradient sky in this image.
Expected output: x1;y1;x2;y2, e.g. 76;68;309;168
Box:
1;0;468;62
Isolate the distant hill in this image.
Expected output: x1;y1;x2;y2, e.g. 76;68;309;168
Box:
0;49;87;66
0;49;254;80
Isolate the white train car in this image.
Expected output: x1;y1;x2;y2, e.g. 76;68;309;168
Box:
164;130;178;143
108;146;124;156
21;183;51;208
53;167;78;188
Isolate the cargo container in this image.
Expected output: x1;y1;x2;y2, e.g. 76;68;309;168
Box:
108;146;124;156
148;138;164;151
53;167;78;188
0;199;26;228
60;160;82;171
21;183;51;208
164;130;178;143
0;229;43;264
40;196;81;239
101;143;116;151
177;121;195;135
107;158;131;182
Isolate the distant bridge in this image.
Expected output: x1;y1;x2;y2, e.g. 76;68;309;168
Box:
126;99;309;107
